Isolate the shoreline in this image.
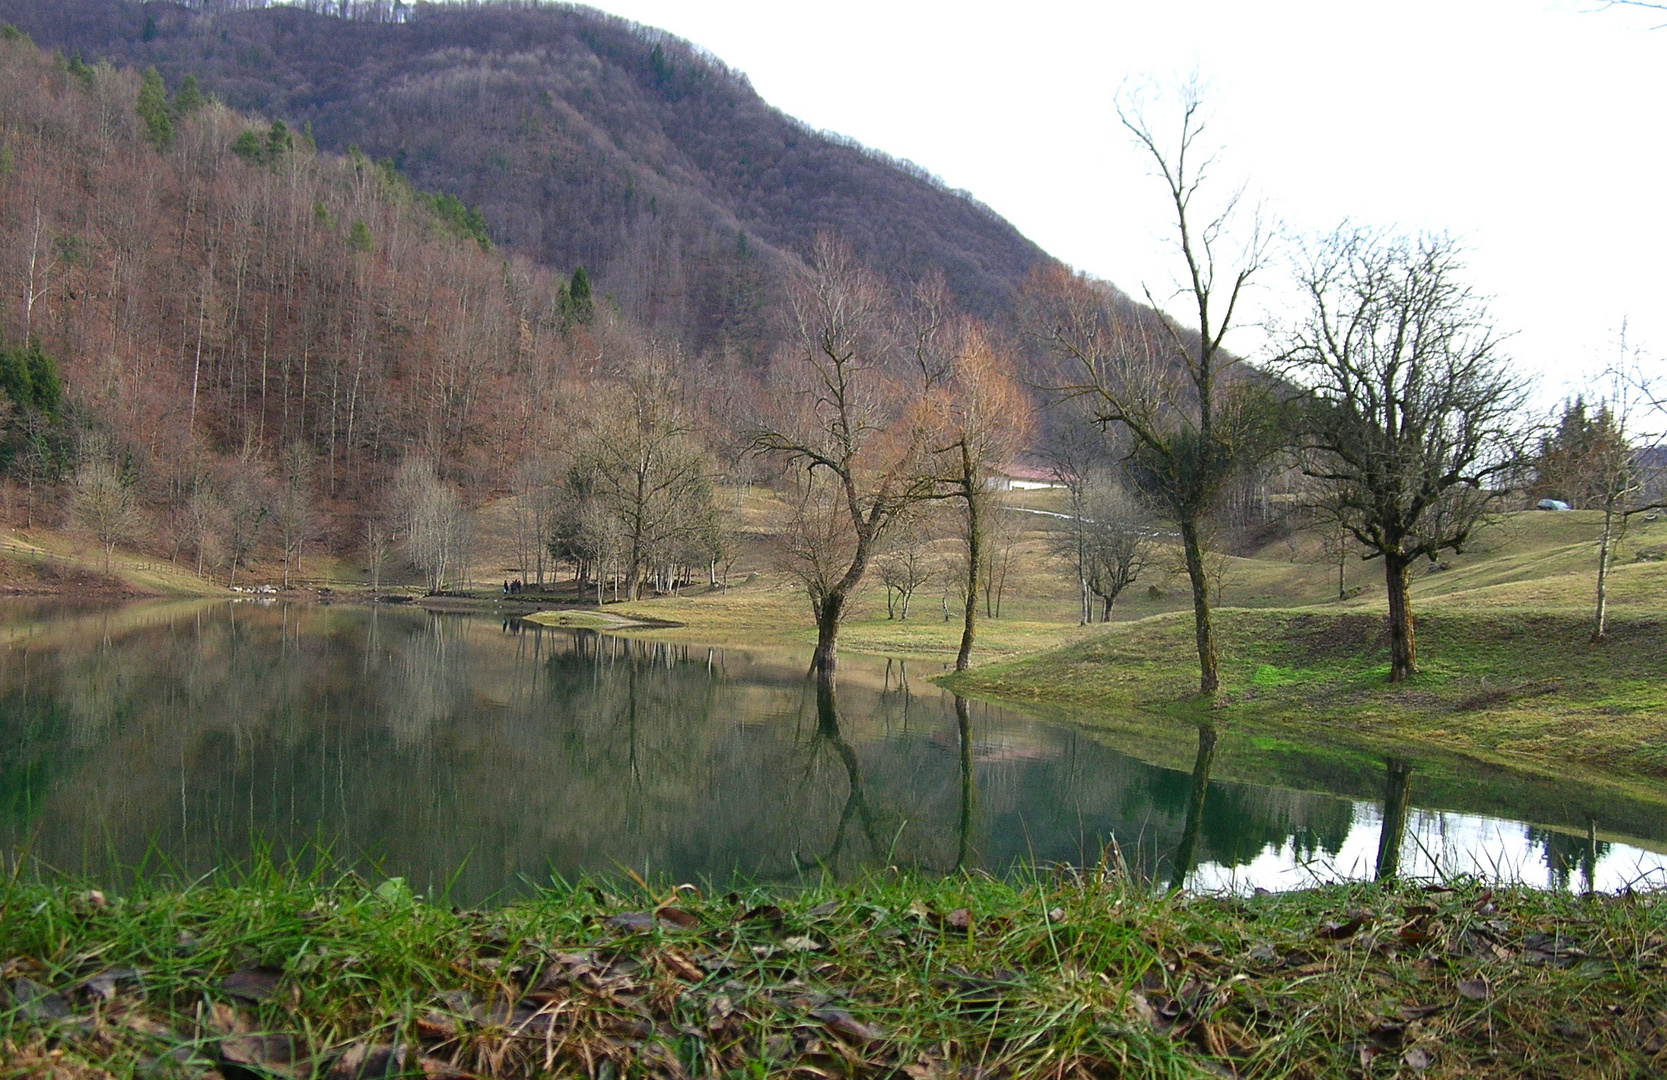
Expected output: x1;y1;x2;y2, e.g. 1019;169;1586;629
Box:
2;526;1661;802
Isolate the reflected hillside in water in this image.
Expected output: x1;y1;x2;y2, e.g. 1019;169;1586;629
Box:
1;600;1661;904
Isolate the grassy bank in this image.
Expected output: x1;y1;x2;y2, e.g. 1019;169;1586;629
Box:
0;528;223;599
2;866;1664;1079
577;512;1667;792
942;569;1667;788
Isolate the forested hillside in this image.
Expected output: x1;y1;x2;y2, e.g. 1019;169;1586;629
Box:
0;26;603;567
0;0;1050;359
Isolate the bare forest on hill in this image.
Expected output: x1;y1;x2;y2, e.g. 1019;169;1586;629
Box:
0;27;1058;609
0;0;1049;361
0;32;614;568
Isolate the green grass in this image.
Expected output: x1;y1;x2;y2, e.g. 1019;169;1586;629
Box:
2;859;1664;1079
944;596;1667;789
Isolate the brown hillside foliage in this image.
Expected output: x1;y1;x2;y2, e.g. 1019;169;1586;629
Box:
0;0;1049;360
0;32;591;546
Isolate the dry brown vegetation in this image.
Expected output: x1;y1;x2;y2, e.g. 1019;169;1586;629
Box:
0;0;1048;357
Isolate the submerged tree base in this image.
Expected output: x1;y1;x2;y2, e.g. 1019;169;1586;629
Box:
2;868;1664;1079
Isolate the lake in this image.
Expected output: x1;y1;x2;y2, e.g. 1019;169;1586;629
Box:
2;599;1663;904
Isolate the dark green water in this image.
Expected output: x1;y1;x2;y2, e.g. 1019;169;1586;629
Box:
1;600;1662;903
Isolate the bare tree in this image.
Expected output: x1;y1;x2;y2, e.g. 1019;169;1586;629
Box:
1023;83;1273;697
363;520;393;594
185;478;223;580
273;439;317;588
218;458;269;589
1059;474;1154;622
1317;516;1356;602
1279;227;1530;681
391;456;471;594
69;432;140;574
876;510;942;620
509;452;562;588
570;347;713;601
978;499;1024;620
751;235;936;677
1042;414;1119;624
926;327;1035;669
1567;337;1667;642
14;411;60;530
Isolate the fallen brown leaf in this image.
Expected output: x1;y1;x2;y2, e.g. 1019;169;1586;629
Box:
602;911;657;932
659;950;703;982
1456;977;1491;1002
1402;1045;1434;1071
220;966;284;1003
654;907;699;930
220;1031;306;1078
1316;915;1368;941
809;1006;883;1044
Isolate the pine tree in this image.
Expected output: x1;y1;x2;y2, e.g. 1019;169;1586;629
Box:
0;343;30;411
265;120;293;163
567;267;594;326
136;67;173;149
22;338;59;416
173;74;204;118
231;129;263;163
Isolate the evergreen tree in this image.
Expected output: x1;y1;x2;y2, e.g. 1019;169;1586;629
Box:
173;74;204;118
136;67;173;149
63;50;94;86
1533;398;1631;509
20;337;58;416
567;267;594;326
347;220;374;253
265;120;293;163
0;338;55;415
231;129;263;163
0;344;30;411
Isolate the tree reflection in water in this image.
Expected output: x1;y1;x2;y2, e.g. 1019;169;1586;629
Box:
803;674;882;870
2;601;1659;902
1375;758;1415;881
1168;724;1217;891
954;695;975;872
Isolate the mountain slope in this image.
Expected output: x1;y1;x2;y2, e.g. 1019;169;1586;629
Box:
2;0;1050;358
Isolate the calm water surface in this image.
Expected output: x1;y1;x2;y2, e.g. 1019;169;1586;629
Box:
2;600;1663;903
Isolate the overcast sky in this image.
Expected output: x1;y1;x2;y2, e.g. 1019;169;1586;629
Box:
558;0;1663;404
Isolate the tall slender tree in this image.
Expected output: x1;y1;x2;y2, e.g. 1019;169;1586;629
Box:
1024;83;1272;698
928;327;1034;670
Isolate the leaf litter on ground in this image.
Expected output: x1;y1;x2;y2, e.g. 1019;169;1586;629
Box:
1;865;1664;1078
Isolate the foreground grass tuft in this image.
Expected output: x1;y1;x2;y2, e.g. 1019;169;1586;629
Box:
2;865;1664;1078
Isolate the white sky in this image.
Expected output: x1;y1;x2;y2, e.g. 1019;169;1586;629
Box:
565;0;1666;403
